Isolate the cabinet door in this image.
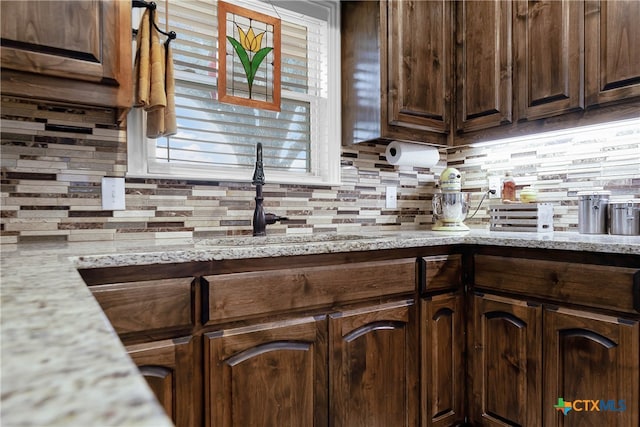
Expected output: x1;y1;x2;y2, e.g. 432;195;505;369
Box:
421;292;464;427
543;308;639;427
468;293;542;426
456;0;512;133
205;316;328;427
585;0;640;106
387;0;452;135
341;0;383;144
330;299;418;427
0;0;131;110
127;336;201;427
514;0;584;120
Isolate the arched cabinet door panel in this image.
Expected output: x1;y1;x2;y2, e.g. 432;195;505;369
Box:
127;335;201;427
421;292;465;427
467;293;542;427
205;315;328;427
543;308;639;427
329;299;419;427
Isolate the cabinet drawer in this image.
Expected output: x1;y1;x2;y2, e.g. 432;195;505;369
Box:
419;254;462;294
91;278;194;335
202;258;416;325
474;255;640;314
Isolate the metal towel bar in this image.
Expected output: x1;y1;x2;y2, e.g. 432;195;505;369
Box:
132;0;177;47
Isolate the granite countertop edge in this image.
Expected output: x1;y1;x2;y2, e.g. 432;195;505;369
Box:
1;230;638;426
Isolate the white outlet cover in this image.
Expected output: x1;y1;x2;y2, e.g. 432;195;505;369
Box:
488;176;501;199
101;177;125;210
386;186;397;209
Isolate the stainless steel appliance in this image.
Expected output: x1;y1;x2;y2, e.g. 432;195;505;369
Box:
609;200;640;235
577;191;610;234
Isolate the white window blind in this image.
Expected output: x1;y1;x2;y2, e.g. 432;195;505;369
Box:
128;0;341;185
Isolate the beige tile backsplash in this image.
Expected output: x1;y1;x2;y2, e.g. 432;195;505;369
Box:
1;97;638;243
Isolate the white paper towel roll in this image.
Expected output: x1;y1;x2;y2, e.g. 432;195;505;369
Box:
385;141;440;168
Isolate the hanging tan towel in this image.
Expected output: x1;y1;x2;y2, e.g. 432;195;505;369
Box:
147;10;167;112
146;44;166;138
133;9;175;138
147;44;177;138
163;44;177;137
133;9;151;108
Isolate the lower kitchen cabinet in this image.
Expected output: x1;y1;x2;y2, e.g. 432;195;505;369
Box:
83;248;638;427
126;336;201;427
329;299;419;427
467;293;542;427
472;251;640;427
421;292;465;427
204;316;328;427
543;307;639;427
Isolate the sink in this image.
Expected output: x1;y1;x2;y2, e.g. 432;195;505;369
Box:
194;233;382;247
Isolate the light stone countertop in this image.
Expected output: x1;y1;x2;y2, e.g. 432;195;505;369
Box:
1;230;639;426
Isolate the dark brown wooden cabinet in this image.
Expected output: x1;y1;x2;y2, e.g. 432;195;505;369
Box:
467;293;542;426
454;0;640;145
329;299;419;427
421;292;465;427
455;0;513;133
473;251;640;427
83;246;638;427
514;0;585;120
387;0;453;138
543;307;639;427
342;0;452;145
199;256;417;427
127;336;201;427
419;254;465;427
0;0;132;114
90;277;195;338
585;0;640;107
205;316;328;427
90;277;198;427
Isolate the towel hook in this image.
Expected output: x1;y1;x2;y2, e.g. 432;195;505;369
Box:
132;0;177;47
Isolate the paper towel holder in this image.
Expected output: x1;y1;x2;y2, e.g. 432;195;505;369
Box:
385;140;440;168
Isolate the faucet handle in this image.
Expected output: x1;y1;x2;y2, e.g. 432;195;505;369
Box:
265;213;288;225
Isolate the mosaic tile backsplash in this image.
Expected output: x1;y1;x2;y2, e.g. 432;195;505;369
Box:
1;97;638;244
455;118;640;230
1;98;442;244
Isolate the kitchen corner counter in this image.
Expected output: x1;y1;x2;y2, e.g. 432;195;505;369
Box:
1;230;638;426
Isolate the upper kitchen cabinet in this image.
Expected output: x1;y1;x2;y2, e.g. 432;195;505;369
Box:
341;0;452;146
455;0;512;134
514;0;584;121
0;0;132;115
453;0;638;145
585;0;640;107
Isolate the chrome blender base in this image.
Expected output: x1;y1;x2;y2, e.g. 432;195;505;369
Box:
433;221;470;232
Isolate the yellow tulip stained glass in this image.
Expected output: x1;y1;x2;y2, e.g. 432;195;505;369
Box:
217;1;281;111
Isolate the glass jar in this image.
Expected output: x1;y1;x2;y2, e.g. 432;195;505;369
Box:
520;186;538;203
502;172;516;202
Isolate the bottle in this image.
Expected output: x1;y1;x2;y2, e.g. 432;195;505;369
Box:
502;172;516;203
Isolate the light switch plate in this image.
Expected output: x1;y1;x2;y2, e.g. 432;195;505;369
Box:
101;177;125;210
386;186;397;209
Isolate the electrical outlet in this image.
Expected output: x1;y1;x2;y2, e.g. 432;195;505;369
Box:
101;177;125;210
386;186;397;209
488;176;501;199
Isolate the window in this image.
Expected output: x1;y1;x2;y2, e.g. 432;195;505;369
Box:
128;0;341;185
